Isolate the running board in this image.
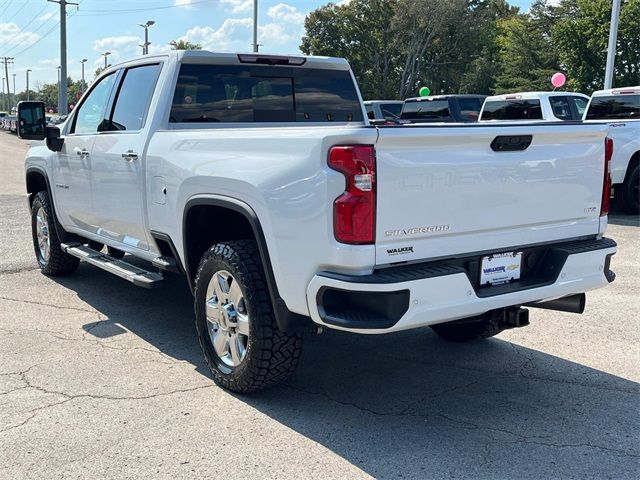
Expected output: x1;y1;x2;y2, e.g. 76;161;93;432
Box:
61;243;164;288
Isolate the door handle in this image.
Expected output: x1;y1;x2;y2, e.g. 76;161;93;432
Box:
76;149;90;158
121;150;139;162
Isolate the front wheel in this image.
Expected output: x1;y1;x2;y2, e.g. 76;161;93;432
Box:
31;191;79;275
194;240;302;393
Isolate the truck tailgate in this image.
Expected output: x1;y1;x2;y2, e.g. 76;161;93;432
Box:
374;123;608;266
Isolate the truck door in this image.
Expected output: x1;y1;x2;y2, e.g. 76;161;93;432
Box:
90;63;161;252
52;72;118;232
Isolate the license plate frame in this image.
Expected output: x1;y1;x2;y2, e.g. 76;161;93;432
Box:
480;251;523;286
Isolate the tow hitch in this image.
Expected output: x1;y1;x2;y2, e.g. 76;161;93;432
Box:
499;307;530;329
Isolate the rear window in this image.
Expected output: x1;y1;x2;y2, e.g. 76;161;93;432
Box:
481;99;542;120
170;64;363;123
380;103;402;120
585;95;640;120
456;98;483;122
401;99;451;121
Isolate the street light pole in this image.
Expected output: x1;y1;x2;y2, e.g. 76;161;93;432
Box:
138;20;155;55
604;0;621;89
26;69;31;101
80;59;87;94
252;0;259;52
1;77;4;111
12;73;16;110
102;52;111;69
57;66;61;113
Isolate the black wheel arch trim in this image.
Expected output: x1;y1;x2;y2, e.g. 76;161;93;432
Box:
182;196;311;333
149;230;186;275
25;167;74;243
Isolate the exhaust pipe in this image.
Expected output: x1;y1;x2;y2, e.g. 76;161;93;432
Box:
527;293;586;314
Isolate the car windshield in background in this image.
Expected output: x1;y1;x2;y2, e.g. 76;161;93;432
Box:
170;64;363;123
380;103;402;120
457;98;483;121
481;99;543;120
401;100;451;121
585;95;640;120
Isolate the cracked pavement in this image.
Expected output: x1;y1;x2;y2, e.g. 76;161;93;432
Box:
1;131;639;479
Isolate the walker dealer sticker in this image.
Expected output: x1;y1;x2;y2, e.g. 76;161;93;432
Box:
480;252;522;286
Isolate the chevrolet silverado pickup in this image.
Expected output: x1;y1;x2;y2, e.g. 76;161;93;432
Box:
18;51;616;393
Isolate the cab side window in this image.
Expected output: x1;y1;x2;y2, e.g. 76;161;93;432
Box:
72;73;116;134
109;64;161;131
549;96;572;120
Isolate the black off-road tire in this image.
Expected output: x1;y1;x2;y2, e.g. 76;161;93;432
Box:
618;162;639;215
430;313;504;342
31;191;79;276
194;240;303;393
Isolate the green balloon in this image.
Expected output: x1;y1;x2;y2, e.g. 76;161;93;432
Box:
419;86;430;97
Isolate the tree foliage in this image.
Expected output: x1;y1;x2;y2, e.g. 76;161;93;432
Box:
169;39;203;50
301;0;640;98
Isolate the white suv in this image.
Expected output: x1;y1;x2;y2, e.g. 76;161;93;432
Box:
480;92;589;122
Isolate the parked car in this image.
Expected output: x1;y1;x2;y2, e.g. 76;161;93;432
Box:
400;95;486;123
364;100;403;123
583;86;640;214
479;92;589;122
18;51;616;393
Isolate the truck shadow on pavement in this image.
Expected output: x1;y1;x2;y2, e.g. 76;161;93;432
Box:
54;266;639;479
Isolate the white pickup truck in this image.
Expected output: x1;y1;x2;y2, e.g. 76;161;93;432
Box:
18;51;617;393
480;92;589;122
584;86;639;214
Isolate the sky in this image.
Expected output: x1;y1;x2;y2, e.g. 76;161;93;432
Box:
0;0;534;93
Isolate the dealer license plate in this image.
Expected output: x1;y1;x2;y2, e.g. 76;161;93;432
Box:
480;252;522;286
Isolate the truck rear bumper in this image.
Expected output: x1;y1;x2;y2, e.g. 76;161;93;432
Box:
306;237;616;334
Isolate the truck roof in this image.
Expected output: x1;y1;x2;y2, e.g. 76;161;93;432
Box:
106;50;351;72
590;86;640;97
404;94;486;102
484;91;589;101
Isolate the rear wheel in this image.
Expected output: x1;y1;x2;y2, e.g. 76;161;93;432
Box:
430;313;503;342
618;162;639;215
194;240;302;393
31;191;79;276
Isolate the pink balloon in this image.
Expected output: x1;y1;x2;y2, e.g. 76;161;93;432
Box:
551;72;566;88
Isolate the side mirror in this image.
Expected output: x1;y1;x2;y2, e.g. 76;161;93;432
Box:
45;126;64;152
17;101;46;140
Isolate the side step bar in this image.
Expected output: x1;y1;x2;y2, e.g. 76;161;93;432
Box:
61;243;164;288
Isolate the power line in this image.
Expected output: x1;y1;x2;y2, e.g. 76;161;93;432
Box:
1;4;51;48
74;0;211;16
3;1;28;24
0;0;13;17
4;11;61;56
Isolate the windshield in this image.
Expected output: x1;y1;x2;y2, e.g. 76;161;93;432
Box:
585;95;640;120
481;99;543;120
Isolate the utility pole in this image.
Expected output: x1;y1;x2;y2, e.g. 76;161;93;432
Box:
1;57;14;112
604;0;621;89
12;73;16;109
252;0;258;52
26;69;31;101
48;0;78;114
1;77;4;112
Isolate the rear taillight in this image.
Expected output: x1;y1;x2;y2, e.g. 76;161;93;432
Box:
601;137;613;216
328;145;376;244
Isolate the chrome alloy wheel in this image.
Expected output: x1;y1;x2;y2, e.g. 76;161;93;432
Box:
35;206;50;263
205;270;250;367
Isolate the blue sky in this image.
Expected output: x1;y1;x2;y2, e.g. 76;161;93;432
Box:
0;0;533;92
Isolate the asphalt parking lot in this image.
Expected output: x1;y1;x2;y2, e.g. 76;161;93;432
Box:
0;130;638;479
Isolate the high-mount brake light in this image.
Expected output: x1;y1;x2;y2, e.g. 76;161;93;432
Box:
237;54;306;66
601;137;613;216
504;95;522;100
616;89;639;95
328;145;376;244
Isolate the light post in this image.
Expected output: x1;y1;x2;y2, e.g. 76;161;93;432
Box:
102;51;111;69
57;66;61;113
26;69;31;101
80;59;87;94
138;20;155;55
252;0;258;52
12;73;16;111
1;77;4;111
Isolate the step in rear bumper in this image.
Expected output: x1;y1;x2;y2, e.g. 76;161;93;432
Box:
306;237;617;334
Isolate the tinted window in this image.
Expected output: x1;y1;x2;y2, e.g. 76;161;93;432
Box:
481;99;542;120
365;104;375;119
585;95;640;120
456;98;483;122
380;103;402;120
72;73;116;133
170;64;363;123
110;64;161;131
570;96;588;117
401;100;451;121
549;96;572;120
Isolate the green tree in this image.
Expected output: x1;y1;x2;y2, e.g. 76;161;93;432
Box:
169;39;202;50
552;0;640;92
